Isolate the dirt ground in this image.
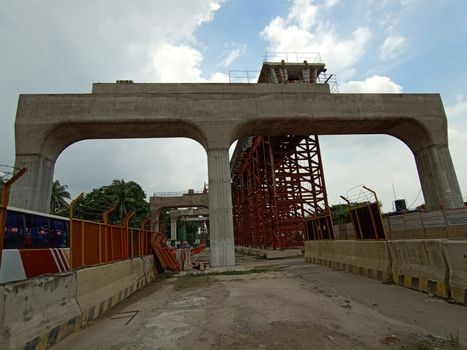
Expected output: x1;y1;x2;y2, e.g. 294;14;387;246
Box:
53;251;467;350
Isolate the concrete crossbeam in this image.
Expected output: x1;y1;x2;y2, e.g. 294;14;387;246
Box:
9;83;464;267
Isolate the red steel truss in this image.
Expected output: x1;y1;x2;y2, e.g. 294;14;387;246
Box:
232;135;334;249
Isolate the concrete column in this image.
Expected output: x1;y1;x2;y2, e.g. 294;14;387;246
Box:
170;221;177;241
151;208;161;232
414;144;463;210
9;154;55;212
207;148;235;267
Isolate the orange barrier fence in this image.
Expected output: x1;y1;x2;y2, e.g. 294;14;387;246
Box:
150;233;180;273
190;244;206;255
70;218;152;269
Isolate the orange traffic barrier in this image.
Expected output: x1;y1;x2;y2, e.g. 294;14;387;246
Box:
190;244;206;255
149;233;180;273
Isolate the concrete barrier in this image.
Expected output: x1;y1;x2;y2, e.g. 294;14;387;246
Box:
76;256;150;325
388;239;448;298
443;240;467;305
237;246;303;259
304;241;328;264
0;273;81;350
0;255;157;349
142;255;156;283
304;240;391;281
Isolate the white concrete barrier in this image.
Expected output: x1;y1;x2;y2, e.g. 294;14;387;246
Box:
388;239;448;297
76;257;149;325
443;240;467;305
304;240;391;281
0;249;27;283
0;273;81;350
142;255;156;283
0;255;157;349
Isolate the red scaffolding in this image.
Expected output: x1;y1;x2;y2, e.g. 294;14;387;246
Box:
232;135;334;249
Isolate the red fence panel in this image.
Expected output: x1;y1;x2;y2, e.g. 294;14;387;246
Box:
71;219;132;269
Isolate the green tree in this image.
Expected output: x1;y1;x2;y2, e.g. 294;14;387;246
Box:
50;180;71;216
110;179;136;220
74;179;149;227
330;204;350;224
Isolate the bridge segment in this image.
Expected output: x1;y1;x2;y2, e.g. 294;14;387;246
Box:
10;80;463;267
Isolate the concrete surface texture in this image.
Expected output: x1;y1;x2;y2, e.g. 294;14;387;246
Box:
305;240;392;281
0;272;81;350
9;82;464;268
305;239;467;305
0;255;156;350
51;256;467;350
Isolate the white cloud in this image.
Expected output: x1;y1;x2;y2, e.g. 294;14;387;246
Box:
340;75;402;93
446;97;467;201
320;134;423;211
446;95;467;120
209;72;230;82
288;0;319;30
147;43;229;82
324;0;339;8
222;44;247;67
0;0;227;199
148;43;204;82
380;35;407;60
56;138;208;199
261;0;371;77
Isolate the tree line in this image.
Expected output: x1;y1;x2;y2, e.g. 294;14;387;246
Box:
50;179;149;227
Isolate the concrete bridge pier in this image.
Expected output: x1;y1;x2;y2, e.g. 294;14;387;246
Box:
414;144;464;210
170;220;177;241
207;148;235;268
10;154;55;212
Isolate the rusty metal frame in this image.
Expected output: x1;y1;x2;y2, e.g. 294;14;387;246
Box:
341;186;387;240
232;135;332;249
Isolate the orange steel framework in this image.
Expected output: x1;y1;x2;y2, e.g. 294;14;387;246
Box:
232;135;334;249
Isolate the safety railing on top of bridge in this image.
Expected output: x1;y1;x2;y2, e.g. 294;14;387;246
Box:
262;52;322;63
152;187;207;197
228;70;260;83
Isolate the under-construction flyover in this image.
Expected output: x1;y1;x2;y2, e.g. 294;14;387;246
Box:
230;58;336;249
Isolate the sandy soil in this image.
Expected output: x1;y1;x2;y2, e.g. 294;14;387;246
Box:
53;253;467;350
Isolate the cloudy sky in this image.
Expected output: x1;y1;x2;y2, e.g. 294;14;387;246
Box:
1;0;466;213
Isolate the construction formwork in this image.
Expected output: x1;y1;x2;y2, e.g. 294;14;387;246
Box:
232;134;334;250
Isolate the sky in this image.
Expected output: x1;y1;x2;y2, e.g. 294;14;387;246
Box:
1;0;466;213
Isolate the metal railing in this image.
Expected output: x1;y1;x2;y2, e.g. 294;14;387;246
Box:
152;190;205;197
262;52;322;63
228;70;260;83
153;191;186;197
317;72;339;93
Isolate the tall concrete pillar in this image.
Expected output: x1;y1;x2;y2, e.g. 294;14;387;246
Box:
414;144;463;210
207;148;235;267
170;221;177;241
9;154;55;212
151;208;161;232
